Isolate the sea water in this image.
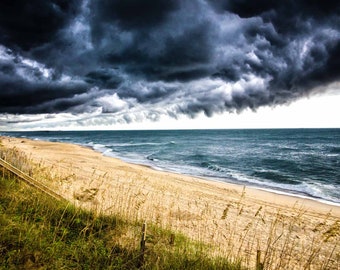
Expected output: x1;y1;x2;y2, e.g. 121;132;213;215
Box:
2;129;340;205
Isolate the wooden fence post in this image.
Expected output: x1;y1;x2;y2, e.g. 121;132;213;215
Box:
256;249;264;270
138;222;147;268
169;233;175;246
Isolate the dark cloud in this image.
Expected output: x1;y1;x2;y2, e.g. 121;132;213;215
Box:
90;0;215;82
0;0;81;51
91;0;180;30
0;46;89;113
208;0;340;90
210;0;339;21
0;0;339;128
0;78;89;114
85;69;123;89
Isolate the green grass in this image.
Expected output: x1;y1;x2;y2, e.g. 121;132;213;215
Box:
0;174;241;270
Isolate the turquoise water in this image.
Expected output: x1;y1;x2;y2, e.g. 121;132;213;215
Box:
3;129;340;204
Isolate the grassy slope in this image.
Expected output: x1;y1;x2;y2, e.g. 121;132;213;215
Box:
0;174;241;270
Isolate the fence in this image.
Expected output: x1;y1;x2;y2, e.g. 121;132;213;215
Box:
0;157;65;202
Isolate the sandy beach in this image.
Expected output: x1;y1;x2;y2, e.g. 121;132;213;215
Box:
1;136;339;269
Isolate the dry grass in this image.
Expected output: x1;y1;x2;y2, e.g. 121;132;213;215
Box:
1;137;339;269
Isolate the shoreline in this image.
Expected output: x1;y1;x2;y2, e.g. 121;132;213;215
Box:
111;153;340;208
3;131;340;207
1;135;339;217
1;135;340;268
87;140;340;208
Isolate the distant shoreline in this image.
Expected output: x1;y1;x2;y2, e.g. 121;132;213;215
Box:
1;135;339;216
96;145;340;208
2;130;340;207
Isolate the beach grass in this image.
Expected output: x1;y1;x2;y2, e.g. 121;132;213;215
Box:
0;137;339;269
0;154;241;269
0;175;243;270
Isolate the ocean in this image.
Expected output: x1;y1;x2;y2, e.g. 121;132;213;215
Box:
2;129;340;205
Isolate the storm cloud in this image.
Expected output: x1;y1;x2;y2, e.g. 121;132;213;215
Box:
0;0;339;128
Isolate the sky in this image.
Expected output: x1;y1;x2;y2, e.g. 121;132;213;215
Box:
0;0;339;131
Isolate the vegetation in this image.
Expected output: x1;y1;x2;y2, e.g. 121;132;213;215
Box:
0;174;240;269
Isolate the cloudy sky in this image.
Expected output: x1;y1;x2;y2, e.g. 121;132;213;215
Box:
0;0;339;131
